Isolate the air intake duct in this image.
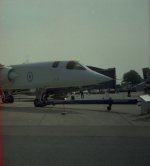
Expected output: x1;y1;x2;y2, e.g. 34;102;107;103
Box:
0;66;18;86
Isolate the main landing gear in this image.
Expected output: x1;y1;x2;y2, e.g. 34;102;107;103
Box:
34;88;49;107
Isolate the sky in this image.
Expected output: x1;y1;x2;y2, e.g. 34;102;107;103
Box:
0;0;150;81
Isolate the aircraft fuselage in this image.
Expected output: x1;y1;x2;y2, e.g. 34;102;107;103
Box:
2;61;111;90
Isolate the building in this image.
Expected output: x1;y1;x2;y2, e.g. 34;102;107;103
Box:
136;67;150;93
142;67;150;93
143;67;150;80
87;66;116;89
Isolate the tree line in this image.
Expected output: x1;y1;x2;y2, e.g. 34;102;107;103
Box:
122;70;142;85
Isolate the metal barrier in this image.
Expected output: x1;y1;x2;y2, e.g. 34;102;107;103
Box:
37;98;138;111
139;95;150;115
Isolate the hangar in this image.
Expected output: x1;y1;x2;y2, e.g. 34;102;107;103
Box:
87;66;116;90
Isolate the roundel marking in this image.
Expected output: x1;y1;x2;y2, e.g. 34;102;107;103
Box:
27;72;33;82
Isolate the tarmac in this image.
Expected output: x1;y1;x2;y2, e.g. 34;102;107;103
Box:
2;92;150;166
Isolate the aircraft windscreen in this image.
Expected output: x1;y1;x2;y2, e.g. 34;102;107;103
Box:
66;61;86;70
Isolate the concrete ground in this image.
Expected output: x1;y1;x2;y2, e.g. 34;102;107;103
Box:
2;92;150;166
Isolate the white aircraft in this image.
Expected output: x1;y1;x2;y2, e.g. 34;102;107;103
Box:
0;60;112;106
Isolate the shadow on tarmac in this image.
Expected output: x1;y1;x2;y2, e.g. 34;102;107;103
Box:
3;106;82;115
3;104;135;116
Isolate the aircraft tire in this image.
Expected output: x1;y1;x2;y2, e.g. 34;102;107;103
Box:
34;99;47;107
8;95;14;103
34;99;40;107
2;95;14;103
2;97;7;103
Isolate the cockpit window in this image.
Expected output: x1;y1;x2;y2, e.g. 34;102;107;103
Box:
52;61;60;68
66;61;86;70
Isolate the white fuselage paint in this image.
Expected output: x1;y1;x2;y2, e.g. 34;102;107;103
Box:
2;61;112;90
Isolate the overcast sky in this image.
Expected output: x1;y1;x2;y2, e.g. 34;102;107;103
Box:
0;0;149;81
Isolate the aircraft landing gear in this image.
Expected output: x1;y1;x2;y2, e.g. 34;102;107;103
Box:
34;98;47;107
34;88;49;107
34;98;40;107
2;95;14;103
1;90;14;103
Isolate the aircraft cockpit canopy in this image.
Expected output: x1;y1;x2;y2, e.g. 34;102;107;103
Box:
66;61;86;70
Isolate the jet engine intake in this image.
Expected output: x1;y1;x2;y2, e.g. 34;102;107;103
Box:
0;67;18;85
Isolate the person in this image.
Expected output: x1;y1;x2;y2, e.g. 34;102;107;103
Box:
127;82;132;97
128;89;131;97
80;90;84;99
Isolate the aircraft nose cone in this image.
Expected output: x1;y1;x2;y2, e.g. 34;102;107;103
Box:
100;74;112;82
89;71;112;84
